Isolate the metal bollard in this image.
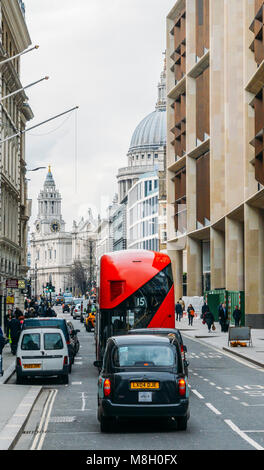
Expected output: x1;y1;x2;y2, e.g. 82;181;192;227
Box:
0;354;3;376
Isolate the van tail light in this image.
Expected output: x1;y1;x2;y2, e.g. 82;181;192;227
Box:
103;378;111;397
178;378;186;397
63;356;68;365
17;358;22;367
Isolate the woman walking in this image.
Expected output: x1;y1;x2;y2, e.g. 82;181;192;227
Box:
187;304;195;326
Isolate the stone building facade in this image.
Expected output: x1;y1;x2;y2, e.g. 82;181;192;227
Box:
0;0;33;326
166;0;264;328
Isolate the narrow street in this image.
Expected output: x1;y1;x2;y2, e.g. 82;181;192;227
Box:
8;308;264;451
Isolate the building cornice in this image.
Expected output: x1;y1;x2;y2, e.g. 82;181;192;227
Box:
2;0;31;52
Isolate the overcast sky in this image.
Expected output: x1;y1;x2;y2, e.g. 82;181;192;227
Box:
21;0;173;231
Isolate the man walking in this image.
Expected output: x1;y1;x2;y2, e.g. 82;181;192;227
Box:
233;306;242;327
9;313;22;355
175;301;183;322
218;303;228;332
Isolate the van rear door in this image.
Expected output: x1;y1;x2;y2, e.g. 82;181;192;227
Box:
42;330;66;371
20;332;43;372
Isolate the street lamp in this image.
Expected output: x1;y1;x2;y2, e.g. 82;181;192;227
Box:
26;166;46;181
34;259;38;298
27;167;46;172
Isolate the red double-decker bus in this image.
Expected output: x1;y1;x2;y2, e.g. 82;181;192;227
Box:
95;250;175;361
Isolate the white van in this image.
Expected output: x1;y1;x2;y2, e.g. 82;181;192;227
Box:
16;328;69;384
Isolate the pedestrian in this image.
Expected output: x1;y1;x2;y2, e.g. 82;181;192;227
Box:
175;301;183;322
46;306;56;317
218;303;228;332
233;305;242;327
179;297;185;315
201;301;209;318
0;326;7;376
6;308;13;341
9;314;22;355
204;310;215;333
187;304;195;326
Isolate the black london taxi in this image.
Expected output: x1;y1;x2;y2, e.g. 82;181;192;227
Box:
94;334;190;433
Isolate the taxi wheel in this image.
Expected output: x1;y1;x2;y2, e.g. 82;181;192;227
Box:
61;374;69;384
100;416;116;433
176;416;187;431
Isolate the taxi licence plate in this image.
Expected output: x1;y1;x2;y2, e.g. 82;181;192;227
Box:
130;381;159;390
23;364;41;369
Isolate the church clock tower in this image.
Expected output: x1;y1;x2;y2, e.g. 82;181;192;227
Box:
35;166;66;235
30;167;72;296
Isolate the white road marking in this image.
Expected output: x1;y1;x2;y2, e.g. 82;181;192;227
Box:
31;389;58;451
216;386;222;390
231;396;239;400
224;391;231;395
81;392;87;411
209;382;215;386
191;389;204;400
37;389;58;450
243;430;264;433
71;381;82;385
241;403;264;407
205;403;221;415
225;419;264;450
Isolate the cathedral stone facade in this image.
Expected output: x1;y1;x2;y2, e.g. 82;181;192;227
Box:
30;167;72;295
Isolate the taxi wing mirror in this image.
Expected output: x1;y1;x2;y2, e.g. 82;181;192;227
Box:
93;360;102;368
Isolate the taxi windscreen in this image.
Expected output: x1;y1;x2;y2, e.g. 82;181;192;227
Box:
112;344;176;368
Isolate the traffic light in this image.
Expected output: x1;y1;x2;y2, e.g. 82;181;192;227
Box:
46;282;55;293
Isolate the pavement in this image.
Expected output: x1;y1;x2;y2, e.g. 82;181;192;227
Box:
0;316;263;450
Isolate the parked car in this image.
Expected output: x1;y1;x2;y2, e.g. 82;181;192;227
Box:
16;327;70;384
94;334;190;432
22;318;75;372
127;328;189;376
67;321;80;355
70;298;82;315
72;303;81;319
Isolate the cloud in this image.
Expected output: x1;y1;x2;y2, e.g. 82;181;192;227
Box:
22;0;173;231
